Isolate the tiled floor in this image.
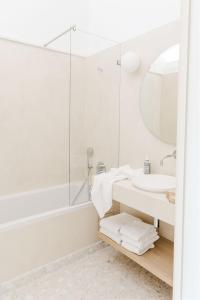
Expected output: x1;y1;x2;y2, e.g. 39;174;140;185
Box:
2;245;172;300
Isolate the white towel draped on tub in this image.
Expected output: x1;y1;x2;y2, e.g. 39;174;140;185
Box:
91;166;143;218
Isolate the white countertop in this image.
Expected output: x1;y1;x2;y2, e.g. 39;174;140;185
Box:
112;180;175;225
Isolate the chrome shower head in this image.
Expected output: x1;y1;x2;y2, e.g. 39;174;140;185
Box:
87;147;94;157
87;147;94;169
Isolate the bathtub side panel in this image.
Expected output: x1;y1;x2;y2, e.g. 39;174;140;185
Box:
0;205;98;283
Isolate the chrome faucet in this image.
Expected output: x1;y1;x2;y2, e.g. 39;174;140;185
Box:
96;162;106;174
160;150;176;167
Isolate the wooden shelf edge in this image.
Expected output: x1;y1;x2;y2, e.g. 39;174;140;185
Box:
97;231;173;287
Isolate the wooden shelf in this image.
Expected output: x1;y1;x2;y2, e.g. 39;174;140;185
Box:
97;231;174;287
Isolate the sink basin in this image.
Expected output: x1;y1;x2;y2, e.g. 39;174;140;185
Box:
132;174;176;193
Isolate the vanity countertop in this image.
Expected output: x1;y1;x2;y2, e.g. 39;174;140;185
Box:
112;180;175;225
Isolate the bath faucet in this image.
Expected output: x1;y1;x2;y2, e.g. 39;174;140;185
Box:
96;162;106;174
160;150;176;167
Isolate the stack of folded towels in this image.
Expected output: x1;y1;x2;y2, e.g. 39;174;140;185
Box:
99;212;159;255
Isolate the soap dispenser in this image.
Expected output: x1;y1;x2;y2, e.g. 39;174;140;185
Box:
144;156;151;174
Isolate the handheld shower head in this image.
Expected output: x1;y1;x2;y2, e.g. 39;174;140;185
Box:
87;147;94;169
87;147;94;158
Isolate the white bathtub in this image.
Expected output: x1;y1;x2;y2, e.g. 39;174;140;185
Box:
0;183;98;283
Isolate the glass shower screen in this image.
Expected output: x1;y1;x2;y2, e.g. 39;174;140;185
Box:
69;27;121;206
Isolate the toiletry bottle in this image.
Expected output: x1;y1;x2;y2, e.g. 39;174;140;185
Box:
144;156;151;174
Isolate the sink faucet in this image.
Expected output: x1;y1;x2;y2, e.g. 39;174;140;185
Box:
160;150;176;167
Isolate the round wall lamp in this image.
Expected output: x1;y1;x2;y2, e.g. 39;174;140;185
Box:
121;51;141;73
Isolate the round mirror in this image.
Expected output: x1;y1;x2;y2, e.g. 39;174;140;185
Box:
140;44;179;145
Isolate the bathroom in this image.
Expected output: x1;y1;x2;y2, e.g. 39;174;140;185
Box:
0;1;199;299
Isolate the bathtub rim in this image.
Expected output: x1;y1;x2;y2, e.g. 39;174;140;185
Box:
0;182;83;202
0;201;93;233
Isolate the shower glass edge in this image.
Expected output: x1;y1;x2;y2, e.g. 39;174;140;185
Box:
69;27;121;206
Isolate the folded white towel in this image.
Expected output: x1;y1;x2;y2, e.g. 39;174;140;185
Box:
121;233;159;250
122;241;155;255
91;166;143;218
100;213;142;234
120;221;156;243
100;227;121;244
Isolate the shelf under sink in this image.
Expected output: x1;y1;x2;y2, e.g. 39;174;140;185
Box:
98;231;173;287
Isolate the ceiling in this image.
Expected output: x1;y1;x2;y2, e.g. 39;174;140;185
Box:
0;0;181;56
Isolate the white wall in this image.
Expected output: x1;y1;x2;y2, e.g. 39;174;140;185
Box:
0;35;121;195
83;46;121;172
0;38;85;195
70;56;86;182
118;21;179;241
0;21;179;241
82;21;179;241
119;21;179;176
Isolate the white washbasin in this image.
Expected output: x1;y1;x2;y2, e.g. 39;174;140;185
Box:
132;174;176;193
